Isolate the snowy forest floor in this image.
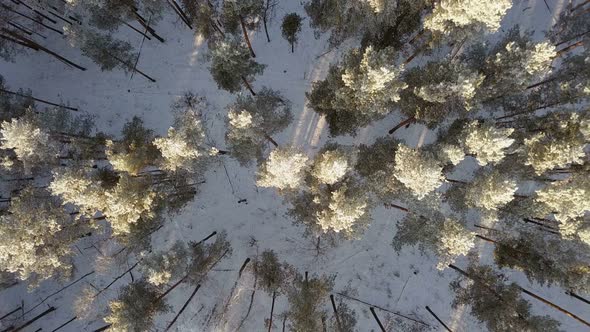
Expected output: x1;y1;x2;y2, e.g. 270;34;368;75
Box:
1;0;588;331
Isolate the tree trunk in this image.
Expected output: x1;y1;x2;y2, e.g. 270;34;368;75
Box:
555;40;585;57
335;292;430;327
445;178;468;184
165;285;201;331
526;76;559;89
0;88;78;110
94;261;141;297
330;295;343;332
555;29;590;47
404;43;427;65
194;231;217;247
50;316;77;332
385;203;410;212
389;116;416;134
370;307;386;332
519;287;590;327
263;0;271;42
92;324;112;332
0;306;21;321
242;76;256;96
166;0;193;29
1;4;63;34
262;132;279;147
240;16;256;58
108;52;156;82
408;28;425;45
268;291;276;332
565;291;590;305
124;22;152;40
239;258;251;277
425;306;452;332
11;307;56;332
291;42;294;53
571;0;590;12
0;29;86;70
133;12;165;43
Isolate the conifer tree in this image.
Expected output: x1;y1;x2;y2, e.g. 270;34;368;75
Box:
179;0;222;39
257;147;309;192
424;0;512;40
0;110;58;174
104;280;169;332
286;271;335;332
281;13;303;52
154;96;219;173
520;112;588;175
397;60;484;129
460;120;515;166
307;46;406;135
493;232;590;293
64;26;136;73
470;27;556;101
0;187;86;287
209;37;265;94
106;116;160;175
535;173;589;223
393;144;443;199
393;213;475;270
225;88;292;165
450;264;561;332
221;0;264;57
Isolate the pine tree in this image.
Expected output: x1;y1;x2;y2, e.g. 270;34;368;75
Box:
450;264;561;332
398;60;484;128
209;37;266;94
472;27;556;100
286;271;335;332
0;111;58;174
225;88;292;165
221;0;265;57
535;173;589;223
106;116;160;175
257;147;309;191
520;112;588;175
493;232;590;293
254;250;292;295
455;169;518;221
64;26;136;73
104;280;169;332
307;46;407;135
281;13;303;52
393;144;443;199
310;147;352;186
424;0;512;39
393;213;475;270
154;97;218;172
179;0;222;39
461;120;515;166
0;186;86;287
304;0;376;46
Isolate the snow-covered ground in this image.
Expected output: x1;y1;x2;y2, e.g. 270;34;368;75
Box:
1;0;588;331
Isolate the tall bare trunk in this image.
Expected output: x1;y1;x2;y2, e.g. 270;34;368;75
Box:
0;88;78;111
242;76;256;96
389;116;416;134
370;307;386;332
268;291;276;332
425;306;452;332
330;295;343;332
165;285;201;331
240;16;256;57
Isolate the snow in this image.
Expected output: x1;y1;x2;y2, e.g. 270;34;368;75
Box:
1;0;588;331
